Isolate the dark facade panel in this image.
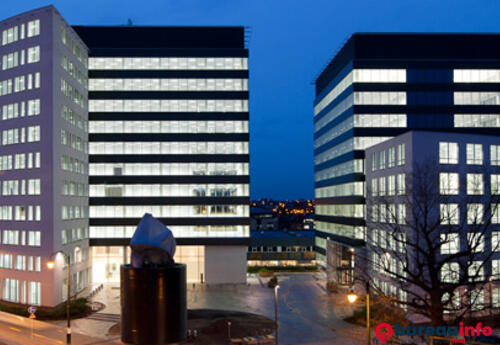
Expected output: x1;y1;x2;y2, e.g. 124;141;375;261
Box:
315;215;365;226
90;237;250;247
314;150;364;172
89;196;250;205
89;133;249;142
89;70;249;79
90;217;250;226
89;112;249;121
314;196;365;205
89;91;249;100
88;48;247;57
315;230;365;247
90;175;250;184
89;154;250;163
73;26;245;49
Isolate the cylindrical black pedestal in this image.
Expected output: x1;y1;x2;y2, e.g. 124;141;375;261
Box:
121;264;187;344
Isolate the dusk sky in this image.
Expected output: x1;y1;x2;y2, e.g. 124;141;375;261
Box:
4;0;500;200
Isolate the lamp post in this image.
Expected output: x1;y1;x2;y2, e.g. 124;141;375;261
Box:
47;251;71;344
274;285;280;345
347;282;370;345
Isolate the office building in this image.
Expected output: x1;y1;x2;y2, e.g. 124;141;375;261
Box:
74;25;250;285
0;5;249;307
0;6;90;306
365;131;500;311
313;34;500;285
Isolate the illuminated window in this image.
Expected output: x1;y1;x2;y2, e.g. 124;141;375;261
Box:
466;174;483;195
440;233;459;254
440;204;459;225
440;173;459;195
439;142;458;164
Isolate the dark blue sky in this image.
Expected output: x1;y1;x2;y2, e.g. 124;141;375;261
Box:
4;0;500;200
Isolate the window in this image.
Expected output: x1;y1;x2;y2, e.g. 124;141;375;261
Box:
441;262;460;283
2;51;18;70
371;204;378;222
440;204;459;225
372;152;377;172
471;289;484;311
493;288;500;308
2;26;19;46
3;279;19;302
371;178;378;196
466;144;483;165
467;174;484;195
492;175;500;195
27;20;40;37
492;205;500;224
379;177;386;196
397;173;406;195
467;204;483;224
439;142;459;164
27;126;40;142
397;204;406;224
388;147;395;168
492;260;500;280
27;99;40;116
388;175;396;195
468;261;484;282
491;145;500;166
468;232;484;253
388;204;396;223
440;233;460;254
397;144;405;166
440;173;459;195
15;255;26;270
492;232;500;252
28;231;41;246
27;46;40;64
29;282;41;306
380;204;387;223
379;151;386;170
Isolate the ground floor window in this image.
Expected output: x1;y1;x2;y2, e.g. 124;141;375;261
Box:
29;281;41;306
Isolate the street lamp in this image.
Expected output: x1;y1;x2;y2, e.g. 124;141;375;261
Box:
347;282;370;345
274;285;280;345
47;251;72;345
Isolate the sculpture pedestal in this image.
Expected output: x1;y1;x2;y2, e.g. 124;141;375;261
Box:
121;264;187;344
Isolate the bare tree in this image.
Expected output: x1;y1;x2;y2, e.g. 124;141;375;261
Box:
356;160;500;327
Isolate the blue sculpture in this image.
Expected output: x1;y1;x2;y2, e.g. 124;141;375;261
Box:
130;213;176;268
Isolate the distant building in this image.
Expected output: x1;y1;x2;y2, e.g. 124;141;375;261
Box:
250;206;278;231
365;131;500;311
248;230;316;267
313;33;500;286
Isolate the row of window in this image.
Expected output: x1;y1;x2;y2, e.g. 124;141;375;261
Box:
61;26;87;66
2;98;41;120
1;19;40;46
0;255;41;272
61;79;85;109
89;225;249;239
440;232;500;255
315;159;364;183
1;179;40;196
315;181;364;198
61;205;88;220
248;246;314;253
2;279;41;305
0;152;41;171
370;204;407;224
440;173;500;195
89;120;249;134
454;92;500;105
89;162;249;176
439;203;500;225
62;181;88;197
61;155;87;175
89;99;248;113
454;114;500;128
440;261;499;283
62;55;87;88
370;229;406;253
89;57;248;70
315;136;392;166
90;184;248;197
1;46;40;70
314;94;353;133
61;105;88;132
61;129;87;153
89;78;248;91
314;114;405;149
61;227;89;245
316;204;365;218
440;142;500;165
370;173;407;196
89;141;249;155
314;222;366;241
1;126;40;145
1;230;41;246
0;205;41;221
89;205;249;218
371;144;405;171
